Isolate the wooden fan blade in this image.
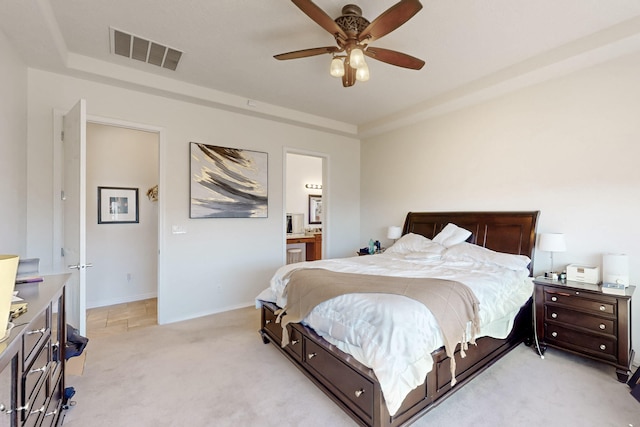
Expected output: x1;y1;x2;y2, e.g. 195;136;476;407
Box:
364;46;425;70
274;46;339;60
292;0;348;40
342;57;356;87
358;0;423;44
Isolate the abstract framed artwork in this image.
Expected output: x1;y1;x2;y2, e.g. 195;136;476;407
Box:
190;142;268;218
98;186;139;224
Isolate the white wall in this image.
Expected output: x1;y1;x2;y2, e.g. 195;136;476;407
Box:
26;69;360;324
86;123;158;308
0;31;27;255
286;153;322;229
361;51;640;362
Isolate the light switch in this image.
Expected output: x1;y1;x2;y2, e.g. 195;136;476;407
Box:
172;225;187;234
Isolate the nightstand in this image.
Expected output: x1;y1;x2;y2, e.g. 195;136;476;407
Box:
533;277;635;382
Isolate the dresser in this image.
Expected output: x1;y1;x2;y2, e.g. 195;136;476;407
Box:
286;233;322;261
0;274;68;427
533;277;634;382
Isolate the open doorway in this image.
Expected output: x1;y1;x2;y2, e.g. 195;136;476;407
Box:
85;122;159;336
285;152;325;263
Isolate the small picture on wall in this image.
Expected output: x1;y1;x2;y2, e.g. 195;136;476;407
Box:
309;194;322;224
190;142;268;218
98;187;139;224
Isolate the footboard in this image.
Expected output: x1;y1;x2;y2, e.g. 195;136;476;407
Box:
259;299;532;427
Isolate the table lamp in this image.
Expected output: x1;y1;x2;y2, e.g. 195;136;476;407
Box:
537;233;566;278
387;226;402;244
0;255;19;333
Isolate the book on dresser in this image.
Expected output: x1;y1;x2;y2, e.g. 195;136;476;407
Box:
601;282;626;295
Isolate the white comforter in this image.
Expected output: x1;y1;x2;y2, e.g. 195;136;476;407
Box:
256;241;533;416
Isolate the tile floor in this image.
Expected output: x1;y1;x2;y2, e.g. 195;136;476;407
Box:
86;298;157;339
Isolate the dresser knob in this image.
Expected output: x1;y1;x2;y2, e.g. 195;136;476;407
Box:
551;313;557;319
291;339;299;345
575;291;580;295
551;332;558;338
551;296;558;302
600;344;606;351
354;388;365;398
26;327;46;336
599;324;606;330
265;320;271;325
308;352;317;359
599;305;606;311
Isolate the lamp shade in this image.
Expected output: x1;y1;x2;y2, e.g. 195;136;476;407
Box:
387;226;402;240
0;255;19;333
538;233;566;252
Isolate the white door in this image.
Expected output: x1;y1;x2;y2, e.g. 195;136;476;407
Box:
63;99;89;335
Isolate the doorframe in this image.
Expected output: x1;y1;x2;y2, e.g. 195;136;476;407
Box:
52;112;166;323
283;147;329;262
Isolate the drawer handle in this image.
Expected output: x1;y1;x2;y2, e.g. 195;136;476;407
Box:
600;344;606;351
291;339;299;345
9;402;29;414
28;364;48;376
599;305;606;311
29;406;45;416
354;388;366;398
26;327;46;336
551;296;558;302
551;313;557;319
599;324;606;330
551;332;558;338
308;352;317;359
45;409;58;418
265;320;271;325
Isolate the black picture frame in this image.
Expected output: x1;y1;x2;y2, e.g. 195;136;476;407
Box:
98;186;139;224
308;194;322;224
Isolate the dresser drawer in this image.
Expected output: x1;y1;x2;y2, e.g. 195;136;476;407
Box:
544;289;615;316
22;341;51;404
23;308;50;366
304;338;373;420
286;326;303;361
545;306;616;335
544;323;617;360
22;377;48;427
262;304;282;343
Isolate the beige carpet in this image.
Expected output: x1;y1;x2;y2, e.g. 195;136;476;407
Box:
61;306;640;427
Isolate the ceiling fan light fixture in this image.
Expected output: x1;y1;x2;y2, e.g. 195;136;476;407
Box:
349;47;366;69
330;57;345;77
355;62;370;82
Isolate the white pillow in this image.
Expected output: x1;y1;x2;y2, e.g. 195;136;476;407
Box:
444;242;531;271
385;233;442;255
432;223;472;248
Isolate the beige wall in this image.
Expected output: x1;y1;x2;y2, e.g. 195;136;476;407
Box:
0;31;27;256
361;51;640;362
26;69;360;324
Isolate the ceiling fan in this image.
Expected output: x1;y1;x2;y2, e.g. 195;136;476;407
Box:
274;0;426;87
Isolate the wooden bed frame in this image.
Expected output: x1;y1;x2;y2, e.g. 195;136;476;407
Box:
259;211;539;427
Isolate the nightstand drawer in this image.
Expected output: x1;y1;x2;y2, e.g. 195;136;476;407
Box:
544;289;615;316
545;324;617;360
545;306;615;335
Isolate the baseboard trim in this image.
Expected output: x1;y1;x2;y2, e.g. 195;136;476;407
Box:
87;292;157;309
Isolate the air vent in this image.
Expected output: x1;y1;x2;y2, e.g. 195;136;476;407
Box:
110;28;182;71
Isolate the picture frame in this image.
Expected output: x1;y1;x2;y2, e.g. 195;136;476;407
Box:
308;194;322;224
98;186;139;224
190;142;268;218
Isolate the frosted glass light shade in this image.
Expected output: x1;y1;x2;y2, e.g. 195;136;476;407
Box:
387;226;402;240
330;57;344;77
538;233;566;252
0;255;19;332
355;63;370;81
349;48;366;69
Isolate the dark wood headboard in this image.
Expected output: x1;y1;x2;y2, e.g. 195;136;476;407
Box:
403;211;540;269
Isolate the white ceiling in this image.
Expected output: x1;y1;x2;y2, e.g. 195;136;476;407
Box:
2;0;640;137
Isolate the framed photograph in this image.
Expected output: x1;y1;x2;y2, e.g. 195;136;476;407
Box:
190;142;268;218
98;186;139;224
309;194;322;224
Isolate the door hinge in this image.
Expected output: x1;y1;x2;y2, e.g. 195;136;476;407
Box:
61;130;64;141
61;247;65;257
61;191;66;201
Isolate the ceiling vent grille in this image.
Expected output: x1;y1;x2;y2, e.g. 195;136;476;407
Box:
110;27;182;71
